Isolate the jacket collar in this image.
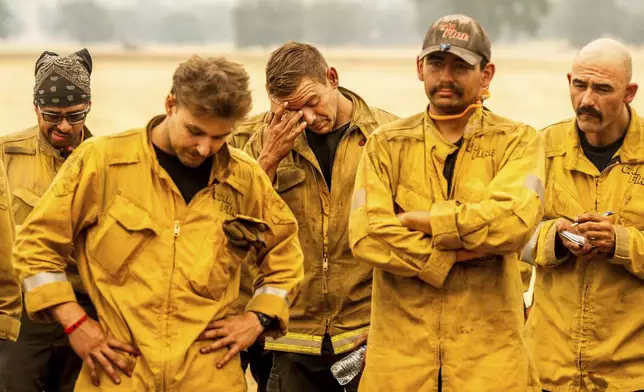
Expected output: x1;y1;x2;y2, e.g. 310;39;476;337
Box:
561;106;644;173
37;125;92;161
143;115;236;186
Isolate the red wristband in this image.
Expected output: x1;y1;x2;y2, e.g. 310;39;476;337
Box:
64;314;89;335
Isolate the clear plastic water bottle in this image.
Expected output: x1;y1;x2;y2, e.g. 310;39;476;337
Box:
331;345;367;386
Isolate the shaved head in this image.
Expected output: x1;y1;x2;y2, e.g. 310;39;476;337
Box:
568;38;638;143
573;38;632;83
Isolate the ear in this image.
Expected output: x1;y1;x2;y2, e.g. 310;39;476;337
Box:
567;73;572;85
165;94;176;116
327;67;339;88
33;104;39;114
480;62;496;90
87;100;92;112
624;82;638;104
417;56;426;82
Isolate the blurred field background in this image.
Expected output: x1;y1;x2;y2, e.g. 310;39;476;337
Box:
2;43;644;138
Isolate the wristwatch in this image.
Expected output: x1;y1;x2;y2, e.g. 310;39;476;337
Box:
251;311;274;329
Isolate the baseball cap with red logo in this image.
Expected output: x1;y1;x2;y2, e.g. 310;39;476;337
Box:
418;14;491;66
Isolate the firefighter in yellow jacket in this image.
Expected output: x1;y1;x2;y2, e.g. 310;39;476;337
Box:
0;48;96;392
349;15;544;391
524;39;644;392
244;42;398;392
0;160;21;391
13;55;304;391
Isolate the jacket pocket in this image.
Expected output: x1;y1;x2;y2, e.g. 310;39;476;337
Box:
274;165;306;223
191;219;266;301
87;193;160;285
12;187;41;224
548;182;584;221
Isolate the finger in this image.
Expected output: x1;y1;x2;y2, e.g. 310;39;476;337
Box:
577;222;604;234
108;338;140;356
103;348;133;377
223;223;245;240
284;110;304;131
86;357;100;387
584;231;611;240
236;224;258;242
270;102;287;126
201;336;234;354
217;345;242;369
92;351;121;385
197;329;221;341
208;319;228;330
575;213;602;224
560;237;581;251
288;120;307;141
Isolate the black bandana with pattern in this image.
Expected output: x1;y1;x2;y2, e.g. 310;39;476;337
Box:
33;48;92;108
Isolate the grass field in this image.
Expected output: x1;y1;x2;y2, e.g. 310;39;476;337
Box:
2;42;644;138
1;42;642;391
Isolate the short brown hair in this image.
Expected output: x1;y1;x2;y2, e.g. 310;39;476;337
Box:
172;55;252;120
265;42;329;98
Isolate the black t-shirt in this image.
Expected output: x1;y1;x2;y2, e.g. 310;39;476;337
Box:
153;144;212;204
578;128;625;172
443;138;464;195
306;122;351;189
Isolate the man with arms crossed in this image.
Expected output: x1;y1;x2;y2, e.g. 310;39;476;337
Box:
349;14;544;391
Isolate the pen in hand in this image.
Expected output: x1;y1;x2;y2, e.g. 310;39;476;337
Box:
570;211;614;227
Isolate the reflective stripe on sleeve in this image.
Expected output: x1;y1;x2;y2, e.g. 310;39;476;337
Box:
520;221;544;265
254;285;291;306
524;174;545;208
23;272;68;292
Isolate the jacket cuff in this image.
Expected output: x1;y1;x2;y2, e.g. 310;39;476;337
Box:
541;222;570;267
0;314;20;342
418;249;456;289
429;201;462;250
25;281;77;323
245;288;290;337
609;225;630;265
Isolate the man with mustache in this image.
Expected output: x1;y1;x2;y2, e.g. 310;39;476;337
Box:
12;54;304;391
523;38;644;391
349;14;544;391
0;49;96;392
244;42;398;392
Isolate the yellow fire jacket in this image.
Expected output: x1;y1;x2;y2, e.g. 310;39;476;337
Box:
350;107;544;391
525;108;644;392
13;117;304;391
0;126;91;293
245;88;399;355
0;160;20;342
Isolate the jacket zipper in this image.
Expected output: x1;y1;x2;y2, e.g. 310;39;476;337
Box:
578;159;618;383
161;220;181;391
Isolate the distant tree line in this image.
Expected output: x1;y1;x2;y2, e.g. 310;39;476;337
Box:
1;0;644;49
